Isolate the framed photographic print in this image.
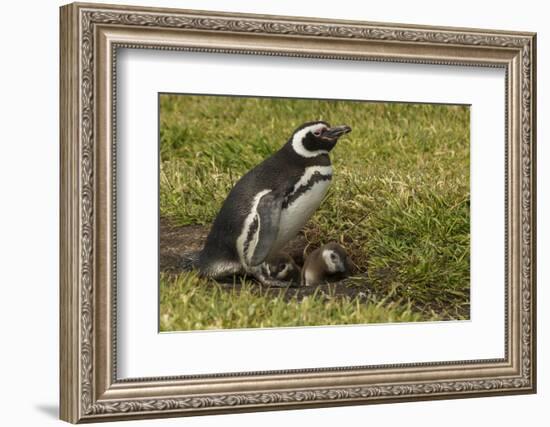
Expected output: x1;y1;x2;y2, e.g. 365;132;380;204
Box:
60;2;537;423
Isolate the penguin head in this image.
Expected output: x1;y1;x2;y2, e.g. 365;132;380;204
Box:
262;253;301;283
290;121;352;158
321;242;350;274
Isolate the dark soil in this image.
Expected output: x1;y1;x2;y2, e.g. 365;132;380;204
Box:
160;217;371;302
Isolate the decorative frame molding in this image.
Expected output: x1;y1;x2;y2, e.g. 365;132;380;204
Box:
60;2;536;423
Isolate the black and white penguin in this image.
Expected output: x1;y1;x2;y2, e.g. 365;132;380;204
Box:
301;242;352;286
188;121;351;286
261;253;301;285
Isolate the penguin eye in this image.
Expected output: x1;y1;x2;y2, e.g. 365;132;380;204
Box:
313;130;322;137
330;254;337;260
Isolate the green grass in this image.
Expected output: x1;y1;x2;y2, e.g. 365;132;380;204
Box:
160;272;425;330
159;94;470;330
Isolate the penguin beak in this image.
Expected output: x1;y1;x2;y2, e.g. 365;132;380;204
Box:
322;125;352;140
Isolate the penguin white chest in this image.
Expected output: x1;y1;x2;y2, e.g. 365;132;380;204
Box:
272;166;332;252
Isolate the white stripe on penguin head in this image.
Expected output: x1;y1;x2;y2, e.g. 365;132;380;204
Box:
291;123;329;158
322;249;344;273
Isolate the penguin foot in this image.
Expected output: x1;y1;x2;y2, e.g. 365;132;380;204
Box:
248;265;293;288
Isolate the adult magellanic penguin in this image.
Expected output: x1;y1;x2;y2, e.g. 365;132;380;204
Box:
187;121;352;286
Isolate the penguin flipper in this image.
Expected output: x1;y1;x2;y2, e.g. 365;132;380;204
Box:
249;191;283;266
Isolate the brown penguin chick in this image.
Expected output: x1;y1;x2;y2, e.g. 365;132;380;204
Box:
261;253;301;285
302;242;351;287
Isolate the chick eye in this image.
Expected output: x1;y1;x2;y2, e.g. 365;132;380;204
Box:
330;254;337;260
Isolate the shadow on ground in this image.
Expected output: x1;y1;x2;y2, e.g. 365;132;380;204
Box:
160;217;371;302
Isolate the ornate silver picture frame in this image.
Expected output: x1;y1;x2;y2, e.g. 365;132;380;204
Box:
60;2;536;423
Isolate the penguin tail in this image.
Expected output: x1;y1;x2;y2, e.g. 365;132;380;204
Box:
181;251;201;271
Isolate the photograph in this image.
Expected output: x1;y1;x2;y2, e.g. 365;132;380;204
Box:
158;94;471;331
57;2;536;422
